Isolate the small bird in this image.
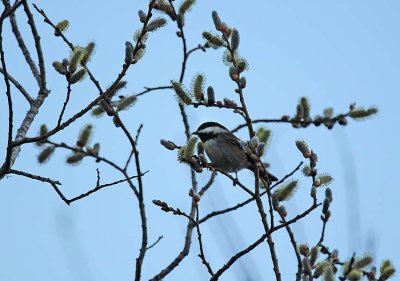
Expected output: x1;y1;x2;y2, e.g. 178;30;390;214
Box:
192;121;278;182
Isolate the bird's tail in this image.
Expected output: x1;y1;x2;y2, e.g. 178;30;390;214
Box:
247;165;278;183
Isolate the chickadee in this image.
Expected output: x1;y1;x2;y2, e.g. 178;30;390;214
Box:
192;122;278;182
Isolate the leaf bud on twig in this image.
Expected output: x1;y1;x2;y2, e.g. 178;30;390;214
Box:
38;146;55;163
138;10;147;23
207;86;215;105
231;28;240;50
177;13;184;28
295;140;310;158
125;41;134;65
160;139;177;151
69;68;86;84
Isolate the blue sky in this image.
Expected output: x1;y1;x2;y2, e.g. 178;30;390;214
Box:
0;1;399;280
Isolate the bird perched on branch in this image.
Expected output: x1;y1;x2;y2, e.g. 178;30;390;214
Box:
192;122;278;183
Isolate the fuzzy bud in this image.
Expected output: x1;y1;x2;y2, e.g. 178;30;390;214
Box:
231;28;240;50
172;81;191;105
310;186;317;199
68;49;83;73
202;32;224;48
256;128;271;144
77;124;93;147
347;270;362;281
299;244;309;256
66;152;84;164
146;17;167;32
125;41;134;64
272;193;280;210
179;0;195;14
349;107;378;120
69;68;86;84
322;198;330;214
39;124;48;137
313;262;329;278
211;11;221;29
55;19;69;36
38;146;55;163
295;140;310;158
207;86;215;105
279;205;287;217
99;99;114;116
177;13;184;28
81;42;95;66
183;136;198;159
236;59;248;72
274;180;298;201
160;139;176;150
250;136;259;149
302;165;312;177
193;74;205;101
117;95;137;111
138;10;147;23
325;187;333;202
354;256;373;269
256;142;266;157
319;174;333;186
296;104;304;119
310;246;319;266
229;66;239;81
324;265;334;281
300;97;310;118
52;61;67;75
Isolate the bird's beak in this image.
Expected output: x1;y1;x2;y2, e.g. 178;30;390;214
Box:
192;131;198;136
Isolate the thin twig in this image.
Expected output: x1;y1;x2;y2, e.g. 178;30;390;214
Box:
199;162;303;223
277;209;302;281
9;169;68;204
0;67;33;104
195;205;214;276
57;81;72;126
146;235;164;251
68;173;147;204
22;0;46;91
135;85;173;97
231;113;351;133
198;172;217;197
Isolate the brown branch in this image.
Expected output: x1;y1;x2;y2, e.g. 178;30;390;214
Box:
0;9;14;175
6;0;40;85
191;101;243;111
22;0;46;91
